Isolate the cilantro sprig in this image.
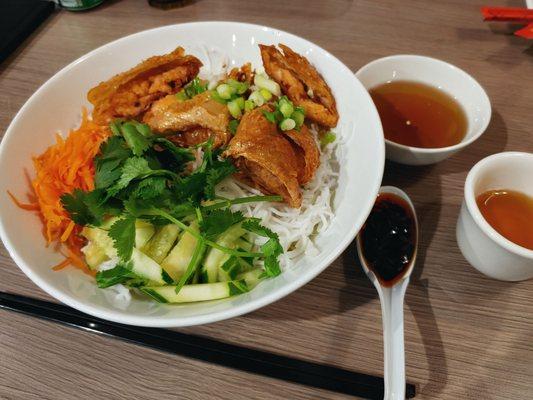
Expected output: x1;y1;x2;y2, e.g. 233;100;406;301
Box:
62;118;284;292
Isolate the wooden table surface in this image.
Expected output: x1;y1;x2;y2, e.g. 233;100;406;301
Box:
1;0;532;399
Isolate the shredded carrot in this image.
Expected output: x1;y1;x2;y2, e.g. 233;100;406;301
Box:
60;245;96;277
7;190;40;211
52;258;71;271
11;108;110;275
60;221;76;242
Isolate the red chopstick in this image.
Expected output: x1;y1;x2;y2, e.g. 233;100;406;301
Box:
481;6;533;22
481;6;533;38
515;23;533;38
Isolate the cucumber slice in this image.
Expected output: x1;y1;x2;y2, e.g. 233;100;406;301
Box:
143;224;180;263
218;256;241;281
161;221;199;282
141;280;248;303
130;248;167;285
81;227;116;258
135;220;155;249
202;223;246;283
81;242;108;270
81;219;154;260
237;268;264;289
217;239;253;282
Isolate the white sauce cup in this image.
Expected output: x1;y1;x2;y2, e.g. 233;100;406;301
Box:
356;55;492;165
456;152;533;281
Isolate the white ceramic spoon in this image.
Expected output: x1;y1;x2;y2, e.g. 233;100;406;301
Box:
356;186;418;400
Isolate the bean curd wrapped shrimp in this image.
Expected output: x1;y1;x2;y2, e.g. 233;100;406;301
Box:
259;44;339;128
143;91;231;148
225;106;320;207
88;47;202;125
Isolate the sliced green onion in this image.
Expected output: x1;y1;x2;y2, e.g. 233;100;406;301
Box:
244;99;255;112
262;110;277;123
254;74;281;96
175;90;189;101
321;131;336;145
210;90;227;104
280;118;296;131
294;105;305;114
248;90;265;107
292;110;305;128
279;101;294;118
259;88;272;101
216;83;234;100
228;119;239;134
227;100;242;119
184;78;208;98
227;79;249;95
234;96;245;110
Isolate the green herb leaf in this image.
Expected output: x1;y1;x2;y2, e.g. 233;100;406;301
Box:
263;255;281;277
174;172;207;204
200;209;244;238
242;218;277;239
199;137;215;172
130;121;152;137
94;136;131;189
61;189;107;226
153;137;195;166
123;197;153;218
121;122;150;156
108;215;136;262
129;176;168;200
205;159;236;200
242;218;282;277
95;263;137;288
107;157;153;196
95;163;123;189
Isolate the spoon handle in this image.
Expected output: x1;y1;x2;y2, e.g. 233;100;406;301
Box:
378;278;409;400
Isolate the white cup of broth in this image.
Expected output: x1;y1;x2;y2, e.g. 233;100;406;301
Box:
356;55;491;165
457;152;533;281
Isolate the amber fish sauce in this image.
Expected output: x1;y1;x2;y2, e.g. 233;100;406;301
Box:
476;189;533;250
369;80;468;148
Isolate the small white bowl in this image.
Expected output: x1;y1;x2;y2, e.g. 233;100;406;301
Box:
456;152;533;281
356;55;492;166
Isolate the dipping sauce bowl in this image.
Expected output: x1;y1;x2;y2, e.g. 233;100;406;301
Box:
457;152;533;281
356;55;492;166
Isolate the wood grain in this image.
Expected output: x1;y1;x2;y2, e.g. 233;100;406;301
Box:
0;0;532;399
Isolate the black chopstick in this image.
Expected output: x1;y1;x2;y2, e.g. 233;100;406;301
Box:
0;291;415;399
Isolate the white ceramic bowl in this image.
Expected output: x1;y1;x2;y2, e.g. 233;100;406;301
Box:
0;22;385;327
356;55;491;166
456;152;533;281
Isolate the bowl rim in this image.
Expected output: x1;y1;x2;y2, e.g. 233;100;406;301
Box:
0;21;385;327
355;54;492;154
464;151;533;260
